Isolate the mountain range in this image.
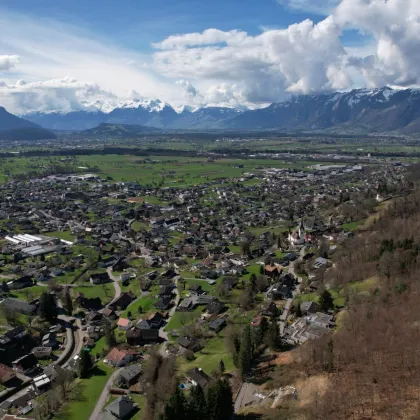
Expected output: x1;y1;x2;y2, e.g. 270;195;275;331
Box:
3;86;420;137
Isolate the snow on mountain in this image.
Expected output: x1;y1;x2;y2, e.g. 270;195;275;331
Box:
200;102;248;112
117;98;168;112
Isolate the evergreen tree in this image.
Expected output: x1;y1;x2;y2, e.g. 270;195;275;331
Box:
319;289;334;312
250;274;257;292
254;316;269;347
105;324;117;349
207;379;233;420
39;291;58;323
266;321;280;350
77;349;93;379
187;385;207;420
219;359;225;375
63;287;73;315
238;325;253;378
160;386;187;420
259;265;265;275
1;280;9;293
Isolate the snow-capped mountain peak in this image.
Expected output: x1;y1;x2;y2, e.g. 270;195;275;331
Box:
118;98;169;112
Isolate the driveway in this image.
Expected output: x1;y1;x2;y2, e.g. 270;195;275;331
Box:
158;277;180;357
106;267;122;305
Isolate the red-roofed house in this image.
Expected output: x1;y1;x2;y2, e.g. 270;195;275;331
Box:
0;363;16;384
117;318;132;330
105;348;134;367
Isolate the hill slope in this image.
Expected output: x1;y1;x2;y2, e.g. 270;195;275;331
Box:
0;107;56;140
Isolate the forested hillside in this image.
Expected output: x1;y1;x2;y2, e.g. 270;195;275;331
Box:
275;172;420;420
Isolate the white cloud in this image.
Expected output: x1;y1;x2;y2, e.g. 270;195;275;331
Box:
335;0;420;87
0;77;119;114
153;17;351;104
152;29;248;50
1;0;420;112
0;55;19;71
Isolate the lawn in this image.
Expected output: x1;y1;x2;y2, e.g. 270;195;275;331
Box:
45;231;76;242
178;335;234;375
91;336;109;358
54;362;113;420
72;283;115;305
298;277;380;308
9;285;45;301
182;279;216;294
164;306;203;332
340;221;361;231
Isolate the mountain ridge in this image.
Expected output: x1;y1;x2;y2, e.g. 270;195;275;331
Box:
16;86;420;134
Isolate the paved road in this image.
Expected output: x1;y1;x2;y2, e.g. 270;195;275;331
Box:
6;314;76;405
158;277;181;357
106;267;122;306
279;247;306;336
88;368;122;420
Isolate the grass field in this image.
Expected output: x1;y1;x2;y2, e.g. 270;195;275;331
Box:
298;277;380;307
45;231;76;242
178;334;234;375
54;362;113;420
9;285;45;301
164;305;203;331
72;283;115;305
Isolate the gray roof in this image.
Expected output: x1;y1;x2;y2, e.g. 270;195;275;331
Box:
105;395;136;418
119;364;141;382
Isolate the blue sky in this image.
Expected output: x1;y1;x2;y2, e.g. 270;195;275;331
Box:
0;0;417;112
0;0;367;51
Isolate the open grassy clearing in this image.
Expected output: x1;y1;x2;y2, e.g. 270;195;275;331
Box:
298;277;380;307
54;362;113;420
178;334;234;375
72;283;115;304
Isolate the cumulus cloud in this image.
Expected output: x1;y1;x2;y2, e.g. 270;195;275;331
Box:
154;17;351;104
0;55;19;71
335;0;420;87
0;77;118;114
1;0;420;112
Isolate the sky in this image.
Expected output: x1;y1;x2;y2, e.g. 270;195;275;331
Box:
0;0;419;113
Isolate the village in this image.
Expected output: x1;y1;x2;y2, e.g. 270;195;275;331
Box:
0;156;407;420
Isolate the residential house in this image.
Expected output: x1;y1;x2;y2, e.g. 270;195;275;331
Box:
105;348;134;368
6;276;33;290
90;272;110;285
126;327;159;345
117;365;142;388
13;353;38;375
108;292;135;311
31;347;53;359
1;298;37;315
75;293;102;311
0;363;16;384
208;318;226;333
102;395;137;419
154;297;172;311
261;300;278;317
185;367;212;390
206;300;225;315
117;318;131;330
41;333;57;348
300;301;318;316
178;336;201;352
188;284;204;295
102;307;117;320
313;257;328;269
148;312;164;329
